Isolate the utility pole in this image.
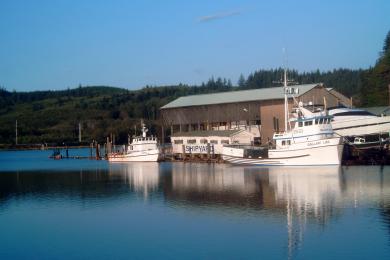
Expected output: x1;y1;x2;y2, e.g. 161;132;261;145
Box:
15;120;18;145
78;122;81;143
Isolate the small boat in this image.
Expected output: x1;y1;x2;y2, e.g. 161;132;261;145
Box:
222;69;344;166
348;136;390;150
49;148;62;160
108;124;160;162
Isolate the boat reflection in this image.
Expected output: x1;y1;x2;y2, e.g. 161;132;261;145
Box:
109;162;160;198
267;166;342;258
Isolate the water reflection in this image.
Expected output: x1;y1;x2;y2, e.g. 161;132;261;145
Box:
109;163;160;198
159;164;390;258
166;163;270;208
1;162;390;258
267;166;342;258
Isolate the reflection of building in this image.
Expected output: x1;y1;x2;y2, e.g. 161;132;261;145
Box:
339;166;390;207
166;163;280;210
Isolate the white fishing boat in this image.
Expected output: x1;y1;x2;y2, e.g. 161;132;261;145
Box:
108;124;160;162
222;69;344;166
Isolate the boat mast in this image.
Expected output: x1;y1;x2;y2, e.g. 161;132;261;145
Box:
284;67;288;132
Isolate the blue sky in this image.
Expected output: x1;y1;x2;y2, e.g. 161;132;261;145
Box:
0;0;389;91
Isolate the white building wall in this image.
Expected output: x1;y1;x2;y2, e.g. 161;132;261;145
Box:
171;130;254;155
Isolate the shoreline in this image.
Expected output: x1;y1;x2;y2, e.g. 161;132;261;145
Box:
0;144;92;151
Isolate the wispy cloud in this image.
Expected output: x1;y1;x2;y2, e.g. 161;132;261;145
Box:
197;10;241;23
193;68;205;75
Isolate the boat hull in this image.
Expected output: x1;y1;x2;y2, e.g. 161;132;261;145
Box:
332;116;390;137
222;137;343;166
108;149;160;162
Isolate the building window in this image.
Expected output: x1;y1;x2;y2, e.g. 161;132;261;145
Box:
187;139;196;144
315;119;319;124
221;140;229;144
174;140;183;144
298;122;303;127
287;140;291;145
210;140;218;144
282;140;286;146
200;139;207;144
304;121;313;126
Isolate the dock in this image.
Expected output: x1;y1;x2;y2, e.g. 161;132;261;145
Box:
47;142;390;166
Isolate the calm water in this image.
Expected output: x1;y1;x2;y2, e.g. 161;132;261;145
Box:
0;150;390;259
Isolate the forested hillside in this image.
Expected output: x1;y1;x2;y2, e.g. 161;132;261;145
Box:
360;31;390;106
1;30;389;146
0;80;233;145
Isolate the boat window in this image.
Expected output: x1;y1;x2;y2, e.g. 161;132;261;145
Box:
298;122;303;127
187;139;196;144
304;121;313;126
315;119;319;124
200;139;207;144
287;140;291;145
221;140;229;144
210;140;218;144
282;140;286;146
174;140;183;144
332;111;374;117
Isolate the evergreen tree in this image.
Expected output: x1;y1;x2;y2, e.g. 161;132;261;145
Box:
238;74;246;88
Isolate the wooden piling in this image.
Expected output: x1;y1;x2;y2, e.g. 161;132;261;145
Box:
182;144;185;161
90;142;93;158
95;143;100;160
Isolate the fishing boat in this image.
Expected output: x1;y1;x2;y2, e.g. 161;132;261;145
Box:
108;124;160;162
222;69;344;166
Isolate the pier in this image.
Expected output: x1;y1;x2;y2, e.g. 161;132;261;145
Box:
46;142;390;166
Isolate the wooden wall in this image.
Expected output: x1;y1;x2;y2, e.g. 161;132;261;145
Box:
259;99;291;143
298;86;346;107
161;101;261;126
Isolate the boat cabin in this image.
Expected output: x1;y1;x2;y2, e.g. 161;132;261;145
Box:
127;136;158;152
273;115;334;149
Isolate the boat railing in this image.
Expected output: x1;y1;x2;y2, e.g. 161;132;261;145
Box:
133;136;158;142
224;144;267;150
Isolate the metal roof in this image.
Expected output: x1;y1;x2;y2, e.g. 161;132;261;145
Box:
161;84;319;109
171;129;245;137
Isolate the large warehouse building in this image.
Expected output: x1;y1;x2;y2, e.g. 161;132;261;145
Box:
160;83;350;145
